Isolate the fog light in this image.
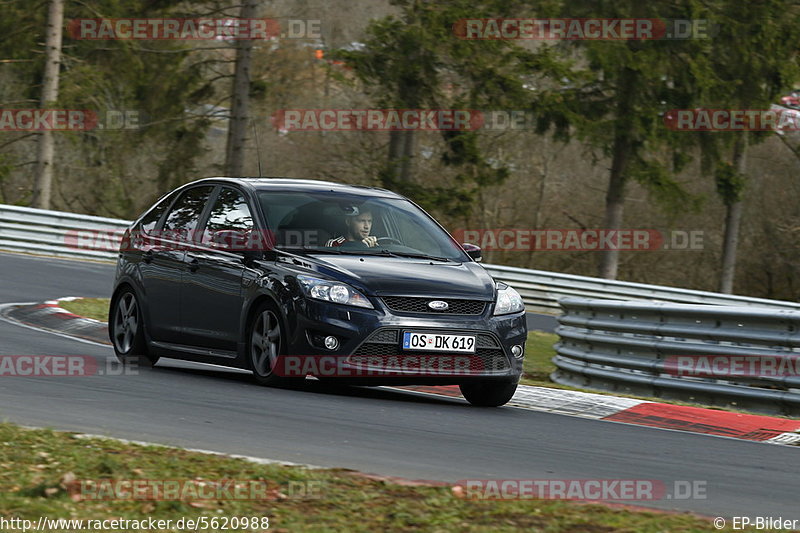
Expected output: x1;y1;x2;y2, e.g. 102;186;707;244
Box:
511;344;523;359
324;336;339;350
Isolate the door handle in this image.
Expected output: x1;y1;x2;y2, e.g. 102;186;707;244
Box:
142;250;154;263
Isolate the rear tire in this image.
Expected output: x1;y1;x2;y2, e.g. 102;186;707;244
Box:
459;379;518;407
110;290;159;367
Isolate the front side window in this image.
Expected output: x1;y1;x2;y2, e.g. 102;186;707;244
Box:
201;187;254;245
162;185;214;241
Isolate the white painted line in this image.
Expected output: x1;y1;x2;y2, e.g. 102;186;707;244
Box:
0;302;111;348
382;385;643;420
765;432;800;445
507;386;647;419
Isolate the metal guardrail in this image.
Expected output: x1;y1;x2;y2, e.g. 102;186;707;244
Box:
482;264;800;313
1;203;799;314
553;298;800;415
0;204;128;261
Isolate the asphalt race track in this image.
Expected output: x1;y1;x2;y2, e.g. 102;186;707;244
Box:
0;250;797;519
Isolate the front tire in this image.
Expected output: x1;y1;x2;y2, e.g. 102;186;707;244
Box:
248;303;297;387
460;379;518;407
110;290;159;367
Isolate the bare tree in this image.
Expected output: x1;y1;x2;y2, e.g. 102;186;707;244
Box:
31;0;63;209
387;130;415;183
225;0;258;177
719;133;748;293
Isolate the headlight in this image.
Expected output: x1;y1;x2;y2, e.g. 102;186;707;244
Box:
297;275;373;309
493;283;524;315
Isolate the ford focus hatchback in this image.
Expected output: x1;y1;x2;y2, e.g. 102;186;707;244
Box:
109;178;527;406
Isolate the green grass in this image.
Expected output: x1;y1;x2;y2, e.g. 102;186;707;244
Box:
0;422;720;532
521;330;560;384
60;297;109;322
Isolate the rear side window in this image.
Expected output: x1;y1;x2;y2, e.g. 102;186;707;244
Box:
162;185;214;241
139;192;176;235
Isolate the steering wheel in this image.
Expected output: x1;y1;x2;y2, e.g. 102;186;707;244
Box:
376;237;402;246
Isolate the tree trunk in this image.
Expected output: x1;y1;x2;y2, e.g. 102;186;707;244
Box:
385;130;415;184
597;143;629;279
224;0;258;177
719;133;748;294
532;136;553;230
32;0;64;209
399;130;415;182
598;68;636;279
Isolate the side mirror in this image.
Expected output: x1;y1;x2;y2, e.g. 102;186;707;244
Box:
211;230;264;262
211;229;245;249
240;248;264;263
462;243;482;262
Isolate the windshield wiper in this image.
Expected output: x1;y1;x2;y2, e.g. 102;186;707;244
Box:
360;249;453;262
279;246;343;254
283;247;453;262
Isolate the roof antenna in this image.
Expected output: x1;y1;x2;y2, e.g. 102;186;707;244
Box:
251;119;263;177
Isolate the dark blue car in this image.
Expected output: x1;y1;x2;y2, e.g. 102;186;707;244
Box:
109;178;527;406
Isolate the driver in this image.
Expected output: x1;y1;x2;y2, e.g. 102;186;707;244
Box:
326;205;378;247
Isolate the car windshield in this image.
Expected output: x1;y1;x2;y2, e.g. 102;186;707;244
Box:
257;190;468;262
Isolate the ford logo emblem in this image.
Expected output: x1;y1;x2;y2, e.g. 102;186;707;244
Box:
428;300;449;311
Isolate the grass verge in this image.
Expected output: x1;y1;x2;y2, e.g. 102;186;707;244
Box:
60;297;109;322
0;422;717;532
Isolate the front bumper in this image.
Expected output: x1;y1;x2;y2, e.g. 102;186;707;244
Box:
285;297;527;384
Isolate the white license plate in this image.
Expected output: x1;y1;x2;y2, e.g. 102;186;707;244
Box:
402;332;476;353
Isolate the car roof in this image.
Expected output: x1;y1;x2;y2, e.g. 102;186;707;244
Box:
186;177;404;199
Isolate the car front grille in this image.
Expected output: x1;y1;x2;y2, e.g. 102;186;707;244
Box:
348;328;510;373
381;296;487;315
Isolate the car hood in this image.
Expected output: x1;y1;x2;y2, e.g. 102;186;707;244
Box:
307;254;496;299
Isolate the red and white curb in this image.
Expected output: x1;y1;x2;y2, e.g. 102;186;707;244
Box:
0;297;109;345
7;297;800;447
400;384;800;445
42;296;105;322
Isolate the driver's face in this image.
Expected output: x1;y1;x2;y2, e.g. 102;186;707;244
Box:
348;212;372;240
